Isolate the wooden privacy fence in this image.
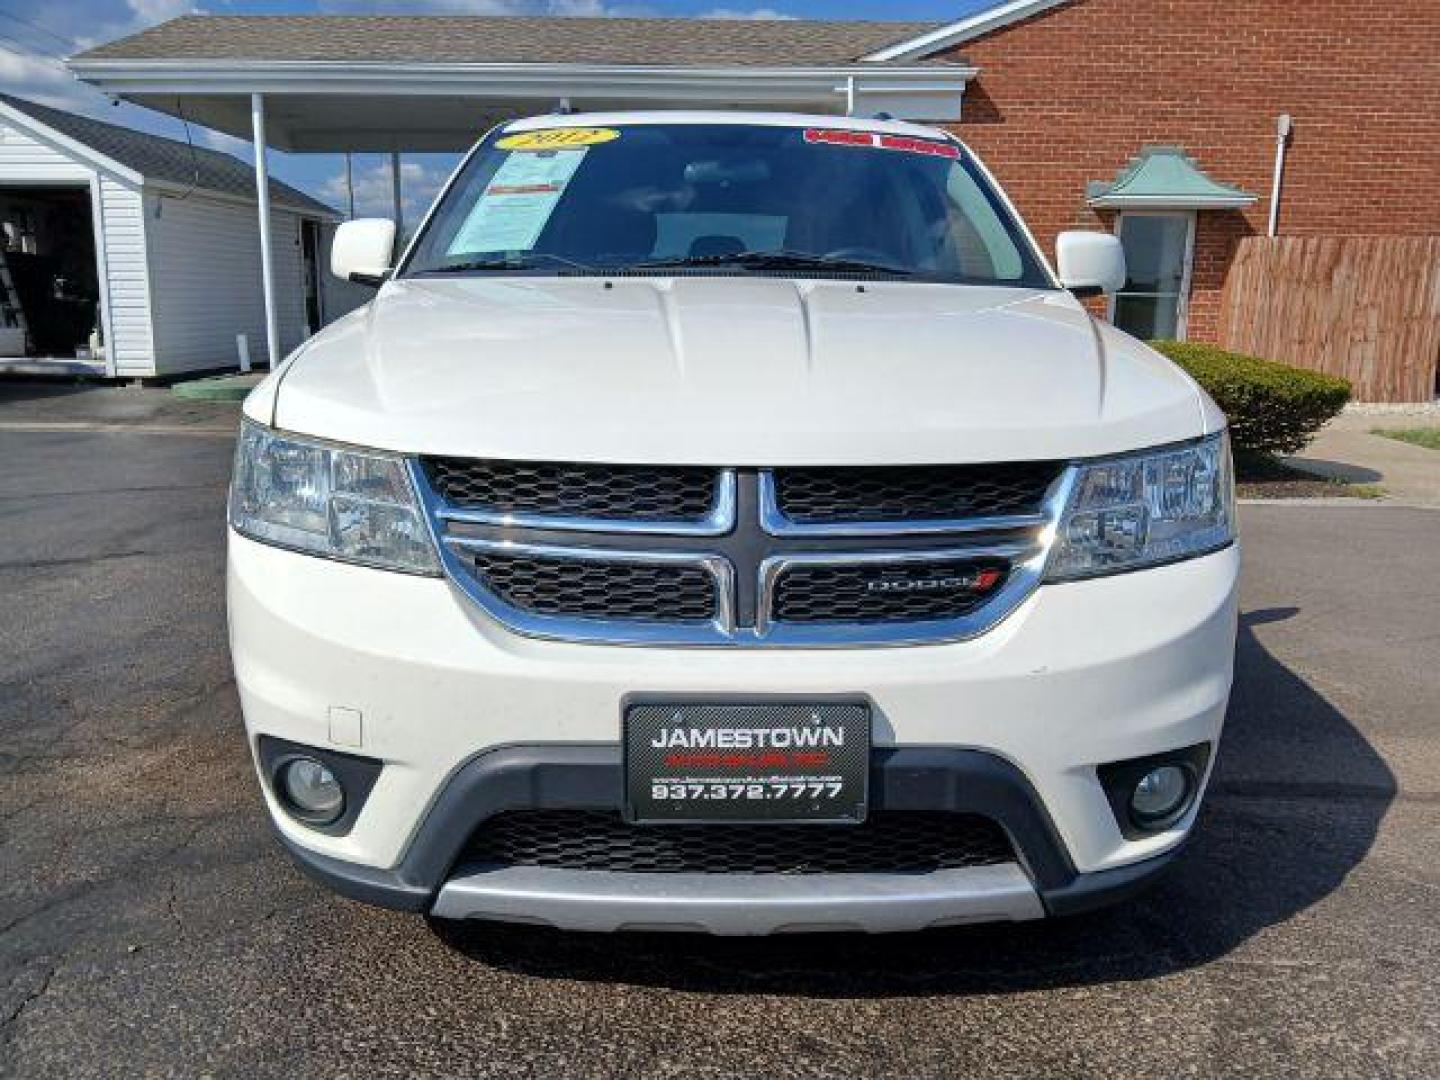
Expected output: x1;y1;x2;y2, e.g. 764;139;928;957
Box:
1217;236;1440;402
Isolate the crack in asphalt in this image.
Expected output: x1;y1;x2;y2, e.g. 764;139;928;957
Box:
0;960;58;1047
0;551;158;572
0;677;237;765
0;887;90;940
0;798;46;827
0;815;210;942
164;882;188;944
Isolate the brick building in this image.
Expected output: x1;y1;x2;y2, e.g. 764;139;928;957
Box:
65;4;1440;389
902;0;1440;347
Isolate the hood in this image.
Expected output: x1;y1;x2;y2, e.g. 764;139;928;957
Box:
267;277;1208;464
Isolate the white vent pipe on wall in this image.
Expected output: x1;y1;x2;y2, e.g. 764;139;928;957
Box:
1268;113;1292;238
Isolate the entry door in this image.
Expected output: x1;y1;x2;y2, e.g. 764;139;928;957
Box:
300;220;324;335
1110;212;1195;341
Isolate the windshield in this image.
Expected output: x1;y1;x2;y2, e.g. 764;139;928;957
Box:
403;123;1053;287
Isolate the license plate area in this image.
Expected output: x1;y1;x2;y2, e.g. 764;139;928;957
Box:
624;701;871;824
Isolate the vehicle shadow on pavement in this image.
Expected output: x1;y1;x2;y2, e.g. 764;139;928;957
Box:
1284;458;1385;484
0;378;99;405
430;606;1397;996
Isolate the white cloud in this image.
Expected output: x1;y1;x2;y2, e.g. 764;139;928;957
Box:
0;44;101;113
318;1;791;20
698;7;796;18
68;2;204;53
318;158;452;224
319;1;655;13
125;0;199;23
3;1;203;113
550;0;654;12
199;127;250;156
0;2;247;156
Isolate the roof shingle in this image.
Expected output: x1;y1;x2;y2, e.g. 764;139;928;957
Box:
74;14;950;68
0;94;334;216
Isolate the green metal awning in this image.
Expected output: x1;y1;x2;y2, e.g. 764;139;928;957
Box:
1087;146;1256;210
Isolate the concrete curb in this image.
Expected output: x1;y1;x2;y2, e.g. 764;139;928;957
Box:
0;421;237;437
1240;497;1439;510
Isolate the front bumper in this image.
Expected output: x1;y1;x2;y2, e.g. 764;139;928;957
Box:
229;531;1237;931
270;744;1186;932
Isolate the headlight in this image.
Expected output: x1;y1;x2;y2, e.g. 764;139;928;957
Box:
229;420;439;574
1046;432;1234;581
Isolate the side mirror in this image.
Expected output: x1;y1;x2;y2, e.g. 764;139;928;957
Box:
331;218;397;287
1055;231;1126;298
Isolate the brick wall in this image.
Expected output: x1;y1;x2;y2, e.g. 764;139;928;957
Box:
938;0;1440;342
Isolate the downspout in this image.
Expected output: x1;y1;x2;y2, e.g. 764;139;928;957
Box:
1267;113;1292;237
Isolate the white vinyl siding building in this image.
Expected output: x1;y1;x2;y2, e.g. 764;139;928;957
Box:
1;94;356;378
146;196;310;375
96;175;154;374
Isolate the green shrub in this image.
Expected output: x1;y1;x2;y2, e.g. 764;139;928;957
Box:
1149;341;1351;457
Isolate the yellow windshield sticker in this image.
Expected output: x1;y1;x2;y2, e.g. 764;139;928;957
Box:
496;128;621;152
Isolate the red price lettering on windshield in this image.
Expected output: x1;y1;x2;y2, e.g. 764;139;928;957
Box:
805;129;961;160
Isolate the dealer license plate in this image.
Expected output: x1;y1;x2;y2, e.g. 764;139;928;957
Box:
624;702;870;824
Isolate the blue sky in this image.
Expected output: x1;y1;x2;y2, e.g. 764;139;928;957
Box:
0;0;995;217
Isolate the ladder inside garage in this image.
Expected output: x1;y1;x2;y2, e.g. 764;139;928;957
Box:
0;247;30;355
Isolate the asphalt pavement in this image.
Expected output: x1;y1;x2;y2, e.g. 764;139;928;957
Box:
1;382;1437;1078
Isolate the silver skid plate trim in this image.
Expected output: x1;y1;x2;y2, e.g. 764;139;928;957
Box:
430;863;1044;935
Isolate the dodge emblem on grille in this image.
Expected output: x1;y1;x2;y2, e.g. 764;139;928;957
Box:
867;569;1004;594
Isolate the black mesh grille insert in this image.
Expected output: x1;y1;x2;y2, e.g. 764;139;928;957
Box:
773;463;1061;523
469;553;717;622
425;458;718;521
774;560;1010;624
463;810;1014;874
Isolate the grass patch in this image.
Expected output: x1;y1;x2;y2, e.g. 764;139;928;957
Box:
1372;427;1440;451
1346;484;1389;500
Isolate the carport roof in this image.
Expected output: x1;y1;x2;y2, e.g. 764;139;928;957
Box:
73;15;950;68
0;93;335;217
67;16;978;152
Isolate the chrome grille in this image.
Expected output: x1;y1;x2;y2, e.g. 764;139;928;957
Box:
773;559;1010;624
774;463;1061;524
463;810;1014;874
423;458;723;526
469;551;717;623
414;459;1073;648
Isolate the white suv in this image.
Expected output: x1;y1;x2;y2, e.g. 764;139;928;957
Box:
228;112;1237;935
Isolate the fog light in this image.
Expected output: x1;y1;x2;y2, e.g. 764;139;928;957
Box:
279;756;345;824
1129;765;1190;826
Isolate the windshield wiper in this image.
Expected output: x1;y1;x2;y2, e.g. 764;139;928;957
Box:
428;252;599;275
429;249;917;279
631;249;916;277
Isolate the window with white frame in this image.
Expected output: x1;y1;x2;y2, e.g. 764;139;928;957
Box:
1110;211;1195;341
